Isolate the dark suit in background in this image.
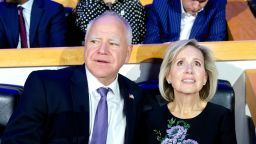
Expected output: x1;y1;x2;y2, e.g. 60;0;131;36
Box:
0;0;67;48
144;0;227;44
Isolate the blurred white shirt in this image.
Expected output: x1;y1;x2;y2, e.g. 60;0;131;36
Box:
179;0;197;40
17;0;33;48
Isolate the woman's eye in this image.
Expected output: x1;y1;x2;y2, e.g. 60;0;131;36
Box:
195;61;201;66
177;61;183;66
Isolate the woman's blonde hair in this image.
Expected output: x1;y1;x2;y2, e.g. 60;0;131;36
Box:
159;39;218;102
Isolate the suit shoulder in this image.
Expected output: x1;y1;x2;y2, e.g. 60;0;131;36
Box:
118;74;137;86
118;74;141;90
152;0;169;7
48;0;64;7
28;66;81;81
42;0;64;10
207;0;226;7
0;2;14;13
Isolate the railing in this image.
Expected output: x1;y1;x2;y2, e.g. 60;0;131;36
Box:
1;41;256;67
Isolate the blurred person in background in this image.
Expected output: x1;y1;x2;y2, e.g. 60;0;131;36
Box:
144;0;227;44
0;0;67;48
72;0;146;45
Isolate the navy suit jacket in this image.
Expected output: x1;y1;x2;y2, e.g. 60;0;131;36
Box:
144;0;227;44
2;65;144;144
0;0;67;48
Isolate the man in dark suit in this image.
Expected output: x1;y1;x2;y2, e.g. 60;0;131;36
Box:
1;12;144;144
144;0;227;44
0;0;67;48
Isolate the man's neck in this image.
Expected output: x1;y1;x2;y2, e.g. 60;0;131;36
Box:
19;0;28;5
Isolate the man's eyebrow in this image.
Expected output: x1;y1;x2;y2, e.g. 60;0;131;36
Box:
88;35;98;40
109;38;121;43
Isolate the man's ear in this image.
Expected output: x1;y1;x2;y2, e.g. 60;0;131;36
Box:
125;45;133;63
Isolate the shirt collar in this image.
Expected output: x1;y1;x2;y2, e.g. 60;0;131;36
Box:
18;0;34;11
85;66;119;96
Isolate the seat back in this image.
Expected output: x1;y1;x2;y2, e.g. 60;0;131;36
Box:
138;79;235;111
0;84;23;140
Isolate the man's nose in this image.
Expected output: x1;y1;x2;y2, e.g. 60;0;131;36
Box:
98;42;108;54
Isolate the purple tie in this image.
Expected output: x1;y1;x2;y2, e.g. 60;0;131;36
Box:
91;87;110;144
18;6;28;48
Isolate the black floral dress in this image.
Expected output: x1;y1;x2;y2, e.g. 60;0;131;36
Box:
138;102;237;144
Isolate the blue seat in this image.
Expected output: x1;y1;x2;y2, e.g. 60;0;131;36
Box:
0;84;23;142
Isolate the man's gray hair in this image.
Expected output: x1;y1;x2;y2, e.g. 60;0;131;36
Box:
84;11;133;45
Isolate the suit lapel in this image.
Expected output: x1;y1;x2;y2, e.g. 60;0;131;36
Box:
70;65;90;142
30;0;43;46
2;4;19;47
189;9;206;39
118;75;135;144
168;0;182;40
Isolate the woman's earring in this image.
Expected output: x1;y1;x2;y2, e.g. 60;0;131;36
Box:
167;80;171;84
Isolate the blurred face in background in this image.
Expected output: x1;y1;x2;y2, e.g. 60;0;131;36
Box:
182;0;208;16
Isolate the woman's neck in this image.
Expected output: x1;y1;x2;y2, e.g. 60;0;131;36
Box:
167;95;207;119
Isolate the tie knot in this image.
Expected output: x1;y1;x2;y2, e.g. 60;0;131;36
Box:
18;6;23;11
97;87;110;98
18;6;23;14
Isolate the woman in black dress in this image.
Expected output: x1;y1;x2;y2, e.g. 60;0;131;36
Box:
138;39;237;144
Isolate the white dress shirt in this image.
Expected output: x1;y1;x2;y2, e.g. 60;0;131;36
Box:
86;67;126;144
179;0;198;40
17;0;34;48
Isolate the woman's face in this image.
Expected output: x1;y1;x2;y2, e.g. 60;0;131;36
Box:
166;46;207;97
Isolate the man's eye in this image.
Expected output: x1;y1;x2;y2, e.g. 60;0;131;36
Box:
90;40;97;43
110;42;119;46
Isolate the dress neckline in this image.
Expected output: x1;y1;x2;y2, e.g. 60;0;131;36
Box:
163;102;210;121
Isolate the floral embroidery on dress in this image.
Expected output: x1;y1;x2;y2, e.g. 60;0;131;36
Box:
154;118;198;144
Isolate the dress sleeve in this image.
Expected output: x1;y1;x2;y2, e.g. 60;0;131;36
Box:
219;110;237;144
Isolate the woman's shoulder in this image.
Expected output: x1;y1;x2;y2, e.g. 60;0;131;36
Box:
204;102;233;118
